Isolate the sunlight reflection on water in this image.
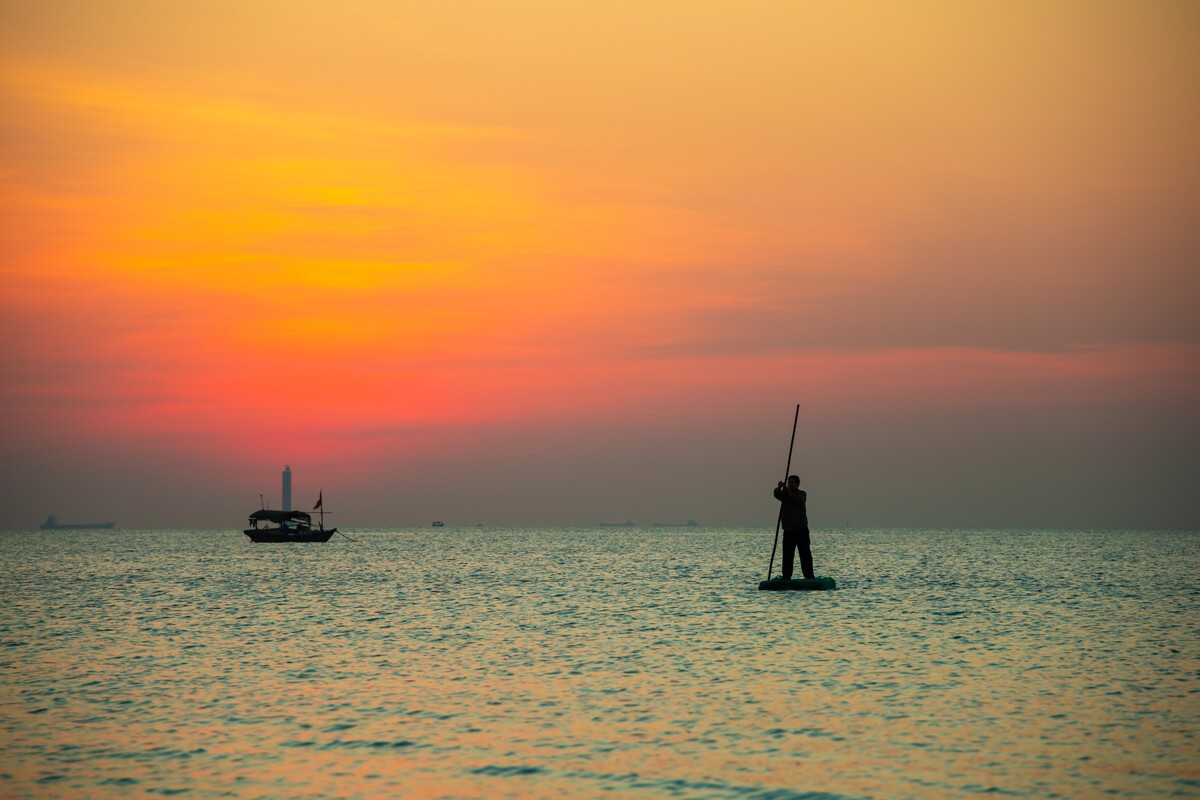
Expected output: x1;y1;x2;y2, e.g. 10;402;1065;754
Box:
2;527;1197;799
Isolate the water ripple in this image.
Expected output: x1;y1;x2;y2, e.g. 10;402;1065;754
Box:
1;527;1197;799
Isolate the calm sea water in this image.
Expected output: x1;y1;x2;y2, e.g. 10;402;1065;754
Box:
1;527;1197;799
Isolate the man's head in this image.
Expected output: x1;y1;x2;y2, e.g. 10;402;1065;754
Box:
787;475;800;488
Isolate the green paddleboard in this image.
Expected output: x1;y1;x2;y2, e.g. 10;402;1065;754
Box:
758;576;837;591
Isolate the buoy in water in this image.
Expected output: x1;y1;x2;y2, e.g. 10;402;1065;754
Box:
758;576;837;591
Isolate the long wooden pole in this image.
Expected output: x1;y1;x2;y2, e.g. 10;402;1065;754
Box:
766;404;800;580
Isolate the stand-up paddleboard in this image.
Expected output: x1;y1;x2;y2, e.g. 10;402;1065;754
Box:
758;576;836;591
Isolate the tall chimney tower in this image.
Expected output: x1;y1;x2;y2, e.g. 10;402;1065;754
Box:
282;465;292;512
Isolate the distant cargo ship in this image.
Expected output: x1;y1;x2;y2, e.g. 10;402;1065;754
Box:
40;515;115;530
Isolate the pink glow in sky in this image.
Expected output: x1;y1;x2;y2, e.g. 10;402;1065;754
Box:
2;2;1198;529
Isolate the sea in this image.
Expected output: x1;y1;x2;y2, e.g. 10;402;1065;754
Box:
1;527;1197;799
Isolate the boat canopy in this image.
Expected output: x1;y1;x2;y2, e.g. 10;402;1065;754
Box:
248;509;312;524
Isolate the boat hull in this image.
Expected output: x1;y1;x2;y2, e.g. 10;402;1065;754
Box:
243;528;336;543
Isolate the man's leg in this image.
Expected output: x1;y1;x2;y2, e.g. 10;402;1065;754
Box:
781;529;795;579
798;529;815;579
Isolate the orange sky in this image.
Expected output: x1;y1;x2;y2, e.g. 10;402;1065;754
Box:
2;1;1198;528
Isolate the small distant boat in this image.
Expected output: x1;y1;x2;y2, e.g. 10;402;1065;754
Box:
40;515;115;530
432;521;444;527
244;493;336;542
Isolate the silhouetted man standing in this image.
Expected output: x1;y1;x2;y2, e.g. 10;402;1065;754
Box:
773;475;814;580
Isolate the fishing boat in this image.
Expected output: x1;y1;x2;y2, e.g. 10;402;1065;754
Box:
40;515;115;530
244;495;336;543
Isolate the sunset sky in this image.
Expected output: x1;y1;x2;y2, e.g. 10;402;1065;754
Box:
2;1;1198;530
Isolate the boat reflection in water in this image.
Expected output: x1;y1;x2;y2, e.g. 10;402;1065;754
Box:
243;506;335;543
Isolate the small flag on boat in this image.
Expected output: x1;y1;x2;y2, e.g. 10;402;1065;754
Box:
313;491;322;510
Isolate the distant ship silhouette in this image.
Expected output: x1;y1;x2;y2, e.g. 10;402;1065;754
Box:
40;515;115;530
